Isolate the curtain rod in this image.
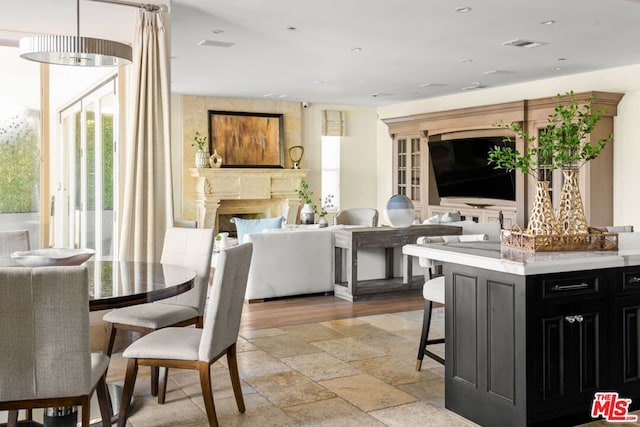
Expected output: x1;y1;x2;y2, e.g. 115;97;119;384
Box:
87;0;166;12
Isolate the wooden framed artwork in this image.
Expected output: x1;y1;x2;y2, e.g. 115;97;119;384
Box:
208;110;285;168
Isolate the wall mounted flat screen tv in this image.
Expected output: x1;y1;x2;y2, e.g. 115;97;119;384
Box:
428;136;516;201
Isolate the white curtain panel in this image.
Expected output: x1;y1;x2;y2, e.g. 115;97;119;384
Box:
119;9;174;262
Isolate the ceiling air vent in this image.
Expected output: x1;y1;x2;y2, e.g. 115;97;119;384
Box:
197;40;235;48
501;39;545;49
461;82;487;90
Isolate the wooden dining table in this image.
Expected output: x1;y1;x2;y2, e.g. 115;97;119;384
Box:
86;260;195;311
0;258;196;311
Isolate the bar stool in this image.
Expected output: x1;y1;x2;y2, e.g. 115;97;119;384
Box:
415;233;489;371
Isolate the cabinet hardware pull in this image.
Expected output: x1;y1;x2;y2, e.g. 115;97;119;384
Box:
575;315;584;323
552;283;589;291
565;315;576;323
627;276;640;284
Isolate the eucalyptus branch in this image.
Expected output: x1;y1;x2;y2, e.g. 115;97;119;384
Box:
487;91;611;179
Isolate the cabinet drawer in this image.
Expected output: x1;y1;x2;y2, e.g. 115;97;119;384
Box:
538;272;604;300
619;268;640;293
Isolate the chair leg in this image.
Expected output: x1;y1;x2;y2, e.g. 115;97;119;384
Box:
81;396;90;427
96;374;113;426
7;410;18;427
104;322;117;356
226;343;245;413
117;358;139;427
151;366;159;396
199;361;219;427
158;367;169;404
416;300;434;371
196;316;204;328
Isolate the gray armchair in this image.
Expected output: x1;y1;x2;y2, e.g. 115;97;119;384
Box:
333;208;379;227
0;265;111;427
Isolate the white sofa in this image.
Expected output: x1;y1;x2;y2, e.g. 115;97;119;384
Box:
243;228;334;301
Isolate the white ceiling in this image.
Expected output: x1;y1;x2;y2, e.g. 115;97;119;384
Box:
2;0;640;107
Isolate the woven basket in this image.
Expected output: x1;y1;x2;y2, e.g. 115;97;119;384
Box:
500;225;618;252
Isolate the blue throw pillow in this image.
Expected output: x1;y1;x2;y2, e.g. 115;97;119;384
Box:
231;216;285;244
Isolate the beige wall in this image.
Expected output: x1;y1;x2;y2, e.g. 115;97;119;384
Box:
300;103;378;211
172;95;378;222
172;95;301;221
376;64;640;229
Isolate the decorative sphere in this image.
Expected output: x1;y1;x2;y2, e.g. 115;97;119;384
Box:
385;194;415;228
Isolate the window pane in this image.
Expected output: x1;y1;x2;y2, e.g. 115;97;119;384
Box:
321;136;340;210
0;46;41;248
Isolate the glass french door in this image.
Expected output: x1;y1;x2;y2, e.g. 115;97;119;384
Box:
60;78;118;260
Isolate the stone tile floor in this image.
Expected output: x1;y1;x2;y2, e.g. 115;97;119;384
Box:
100;307;639;426
4;307;635;426
108;308;477;426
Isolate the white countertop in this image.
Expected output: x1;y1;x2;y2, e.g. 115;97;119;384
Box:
403;234;640;275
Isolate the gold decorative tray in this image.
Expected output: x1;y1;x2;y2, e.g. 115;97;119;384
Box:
500;226;618;252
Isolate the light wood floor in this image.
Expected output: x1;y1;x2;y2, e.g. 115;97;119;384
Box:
239;293;425;332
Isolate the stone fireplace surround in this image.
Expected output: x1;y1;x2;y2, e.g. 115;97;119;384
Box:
188;168;307;231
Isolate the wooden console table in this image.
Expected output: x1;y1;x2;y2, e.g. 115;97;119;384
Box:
333;224;460;301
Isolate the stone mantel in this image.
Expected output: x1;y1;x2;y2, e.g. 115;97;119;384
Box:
188;168;307;229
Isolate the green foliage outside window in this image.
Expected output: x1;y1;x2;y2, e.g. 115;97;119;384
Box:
0;112;40;213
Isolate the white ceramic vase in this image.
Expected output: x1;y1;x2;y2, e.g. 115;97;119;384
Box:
195;149;208;168
301;203;315;224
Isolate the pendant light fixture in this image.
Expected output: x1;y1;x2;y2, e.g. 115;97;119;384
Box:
19;0;132;67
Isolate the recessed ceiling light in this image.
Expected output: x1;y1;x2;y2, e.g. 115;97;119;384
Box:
287;26;297;31
540;20;556;25
459;59;473;63
552;67;563;71
350;47;363;52
278;94;287;98
557;57;567;61
212;29;225;34
263;93;274;97
455;6;472;13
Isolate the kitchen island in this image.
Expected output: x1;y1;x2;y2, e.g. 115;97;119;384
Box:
403;240;640;426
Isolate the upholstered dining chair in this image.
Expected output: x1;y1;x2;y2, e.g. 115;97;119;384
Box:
103;227;215;396
116;243;253;427
0;265;111;427
415;233;489;371
174;218;197;228
0;229;30;257
333;208;379;227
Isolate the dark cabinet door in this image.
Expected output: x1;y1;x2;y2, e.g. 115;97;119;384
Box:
614;294;640;400
529;299;609;422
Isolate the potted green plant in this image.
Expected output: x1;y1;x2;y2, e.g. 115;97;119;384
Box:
488;91;612;235
192;131;208;168
296;179;315;224
316;194;334;228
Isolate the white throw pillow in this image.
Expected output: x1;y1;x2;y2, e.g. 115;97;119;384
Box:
422;215;440;224
440;211;461;223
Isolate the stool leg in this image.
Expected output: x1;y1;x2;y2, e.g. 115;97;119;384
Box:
416;300;434;371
